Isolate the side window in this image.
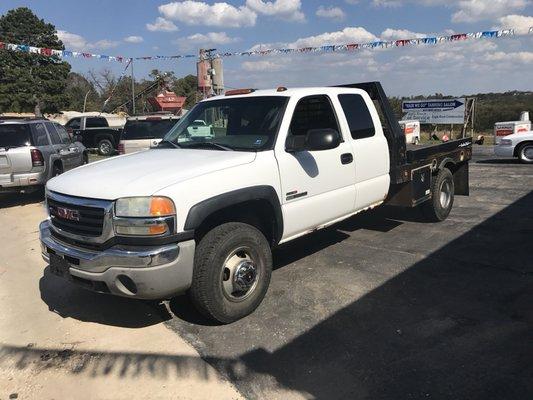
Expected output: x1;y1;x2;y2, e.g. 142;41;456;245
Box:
55;124;71;144
30;123;50;146
45;122;62;144
66;118;81;130
338;94;375;140
289;95;340;137
86;117;107;128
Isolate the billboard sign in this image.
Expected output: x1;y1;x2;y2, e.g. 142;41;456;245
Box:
402;99;465;124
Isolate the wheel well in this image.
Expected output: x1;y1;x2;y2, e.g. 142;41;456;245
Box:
95;135;115;145
194;200;278;246
514;141;533;157
53;159;63;171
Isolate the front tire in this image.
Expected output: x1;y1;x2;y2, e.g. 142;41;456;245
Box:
421;167;454;222
190;222;272;324
97;138;114;156
518;143;533;164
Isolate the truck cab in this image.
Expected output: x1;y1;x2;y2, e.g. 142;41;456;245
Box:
40;82;471;323
65;116;122;156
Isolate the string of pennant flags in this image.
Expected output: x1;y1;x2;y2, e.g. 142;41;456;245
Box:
0;27;532;63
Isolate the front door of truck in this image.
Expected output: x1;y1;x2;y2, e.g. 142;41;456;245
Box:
275;94;356;240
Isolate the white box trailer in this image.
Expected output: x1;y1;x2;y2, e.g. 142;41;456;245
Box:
399;120;421;144
494;112;531;144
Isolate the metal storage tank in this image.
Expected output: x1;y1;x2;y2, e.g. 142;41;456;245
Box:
197;60;212;90
212;57;224;93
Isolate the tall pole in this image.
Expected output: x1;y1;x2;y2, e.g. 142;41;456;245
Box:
130;58;136;115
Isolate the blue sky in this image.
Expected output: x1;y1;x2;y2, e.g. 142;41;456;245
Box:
1;0;532;96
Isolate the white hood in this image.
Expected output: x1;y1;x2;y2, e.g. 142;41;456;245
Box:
47;149;256;199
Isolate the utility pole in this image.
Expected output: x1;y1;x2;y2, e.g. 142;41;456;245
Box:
130;58;136;115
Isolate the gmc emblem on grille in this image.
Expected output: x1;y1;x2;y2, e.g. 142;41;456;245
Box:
54;206;80;222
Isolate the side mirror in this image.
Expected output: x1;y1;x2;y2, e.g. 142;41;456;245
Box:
285;128;341;152
305;128;341;151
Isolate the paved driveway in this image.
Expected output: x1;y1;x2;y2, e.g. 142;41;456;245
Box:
1;146;531;399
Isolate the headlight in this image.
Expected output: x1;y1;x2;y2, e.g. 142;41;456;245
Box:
115;196;175;217
114;196;175;236
499;139;513;146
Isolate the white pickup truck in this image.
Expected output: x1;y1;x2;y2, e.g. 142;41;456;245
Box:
40;82;472;323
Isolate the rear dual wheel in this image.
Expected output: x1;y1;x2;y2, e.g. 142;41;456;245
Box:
421;167;454;222
190;222;272;324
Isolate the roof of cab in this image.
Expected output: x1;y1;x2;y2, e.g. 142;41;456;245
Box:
202;86;369;102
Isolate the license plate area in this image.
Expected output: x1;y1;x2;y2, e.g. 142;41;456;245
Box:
49;253;71;278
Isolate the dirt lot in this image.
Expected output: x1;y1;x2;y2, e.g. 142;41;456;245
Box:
1;146;532;399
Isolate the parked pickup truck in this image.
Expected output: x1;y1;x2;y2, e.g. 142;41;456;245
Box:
40;82;472;323
65;116;122;156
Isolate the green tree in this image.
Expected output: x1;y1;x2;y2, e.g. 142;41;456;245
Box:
0;7;70;114
172;74;198;109
64;72;99;112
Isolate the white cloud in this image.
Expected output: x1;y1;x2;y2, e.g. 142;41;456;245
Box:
124;35;144;43
496;14;533;34
372;0;532;23
242;60;285;71
380;28;426;40
159;1;257;28
291;27;377;48
316;6;346;20
245;0;305;22
146;17;179;32
452;0;530;23
186;31;239;45
485;50;533;62
56;30;119;51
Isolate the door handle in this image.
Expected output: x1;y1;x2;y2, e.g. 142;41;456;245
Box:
341;153;353;164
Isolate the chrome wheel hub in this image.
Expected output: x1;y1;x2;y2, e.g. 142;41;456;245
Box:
221;248;259;301
523;146;533;161
439;180;452;209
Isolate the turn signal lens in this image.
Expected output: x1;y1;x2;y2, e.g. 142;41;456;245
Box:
149;224;168;235
150;197;175;216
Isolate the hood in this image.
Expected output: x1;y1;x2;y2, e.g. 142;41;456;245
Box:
47;149;256;199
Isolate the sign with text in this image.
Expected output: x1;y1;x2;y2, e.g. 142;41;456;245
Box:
402;99;465;124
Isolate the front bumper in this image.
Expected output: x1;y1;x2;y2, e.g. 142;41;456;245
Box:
494;145;514;158
39;220;195;299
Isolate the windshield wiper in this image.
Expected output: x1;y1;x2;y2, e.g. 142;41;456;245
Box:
182;142;234;151
156;140;180;149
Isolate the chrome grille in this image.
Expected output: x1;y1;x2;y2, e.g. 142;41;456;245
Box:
48;197;105;236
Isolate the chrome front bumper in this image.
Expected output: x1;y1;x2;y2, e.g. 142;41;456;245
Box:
40;220;196;299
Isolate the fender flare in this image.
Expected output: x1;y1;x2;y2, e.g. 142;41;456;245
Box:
438;157;455;172
184;185;283;243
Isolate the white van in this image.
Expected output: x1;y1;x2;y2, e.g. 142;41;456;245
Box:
118;114;180;154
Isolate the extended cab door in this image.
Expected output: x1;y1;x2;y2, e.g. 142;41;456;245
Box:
336;92;390;209
275;94;356;241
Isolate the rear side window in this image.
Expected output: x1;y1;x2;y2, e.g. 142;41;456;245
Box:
66;118;81;129
45;122;62;144
122;119;179;140
86;117;108;128
289;95;340;137
338;94;375;139
55;124;71;143
0;124;32;148
31;123;50;146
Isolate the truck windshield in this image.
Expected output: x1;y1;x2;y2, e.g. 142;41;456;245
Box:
0;124;32;148
122;119;179;140
163;96;288;151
